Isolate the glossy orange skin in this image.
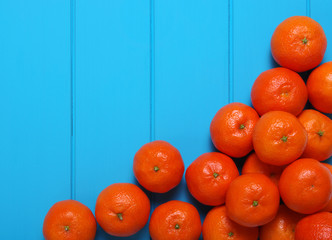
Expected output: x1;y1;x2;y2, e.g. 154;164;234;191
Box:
149;200;201;240
321;163;332;212
203;205;259;240
298;110;332;161
225;173;280;227
253;111;308;166
295;212;332;240
279;158;332;214
307;61;332;113
185;152;239;206
210;102;260;158
95;183;150;237
271;16;327;72
43;200;96;240
260;205;304;240
133;140;184;193
242;152;284;186
251;68;307;116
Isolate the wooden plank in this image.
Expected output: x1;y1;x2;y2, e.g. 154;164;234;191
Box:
0;0;71;239
233;0;306;104
311;0;332;62
154;0;229;227
75;1;151;239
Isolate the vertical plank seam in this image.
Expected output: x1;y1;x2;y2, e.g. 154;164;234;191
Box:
150;0;155;142
149;0;156;238
228;0;234;103
70;0;76;200
306;0;311;17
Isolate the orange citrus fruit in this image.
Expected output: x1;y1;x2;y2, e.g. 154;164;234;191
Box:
203;205;259;240
133;140;184;193
242;152;284;186
279;158;332;214
210;102;259;158
271;16;327;72
321;163;332;212
298;109;332;161
225;173;280;227
185;152;239;206
95;183;150;237
307;61;332;113
295;212;332;240
253;111;308;166
149;200;201;240
260;204;304;240
251;67;307;116
43;200;96;240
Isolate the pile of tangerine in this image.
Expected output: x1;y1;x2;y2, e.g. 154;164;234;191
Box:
43;16;332;240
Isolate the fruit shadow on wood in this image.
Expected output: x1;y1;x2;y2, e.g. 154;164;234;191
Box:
269;53;280;69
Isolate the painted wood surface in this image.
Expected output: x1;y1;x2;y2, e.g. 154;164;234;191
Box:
0;1;71;239
75;1;151;239
0;0;331;239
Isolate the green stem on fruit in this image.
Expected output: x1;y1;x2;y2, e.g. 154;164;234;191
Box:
301;37;308;44
175;224;180;229
154;166;160;172
64;226;70;231
281;136;288;142
117;213;123;221
239;124;245;129
213;172;219;178
228;232;234;237
253;200;259;207
317;130;325;137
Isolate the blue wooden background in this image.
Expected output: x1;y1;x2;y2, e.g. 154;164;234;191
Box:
0;0;331;239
